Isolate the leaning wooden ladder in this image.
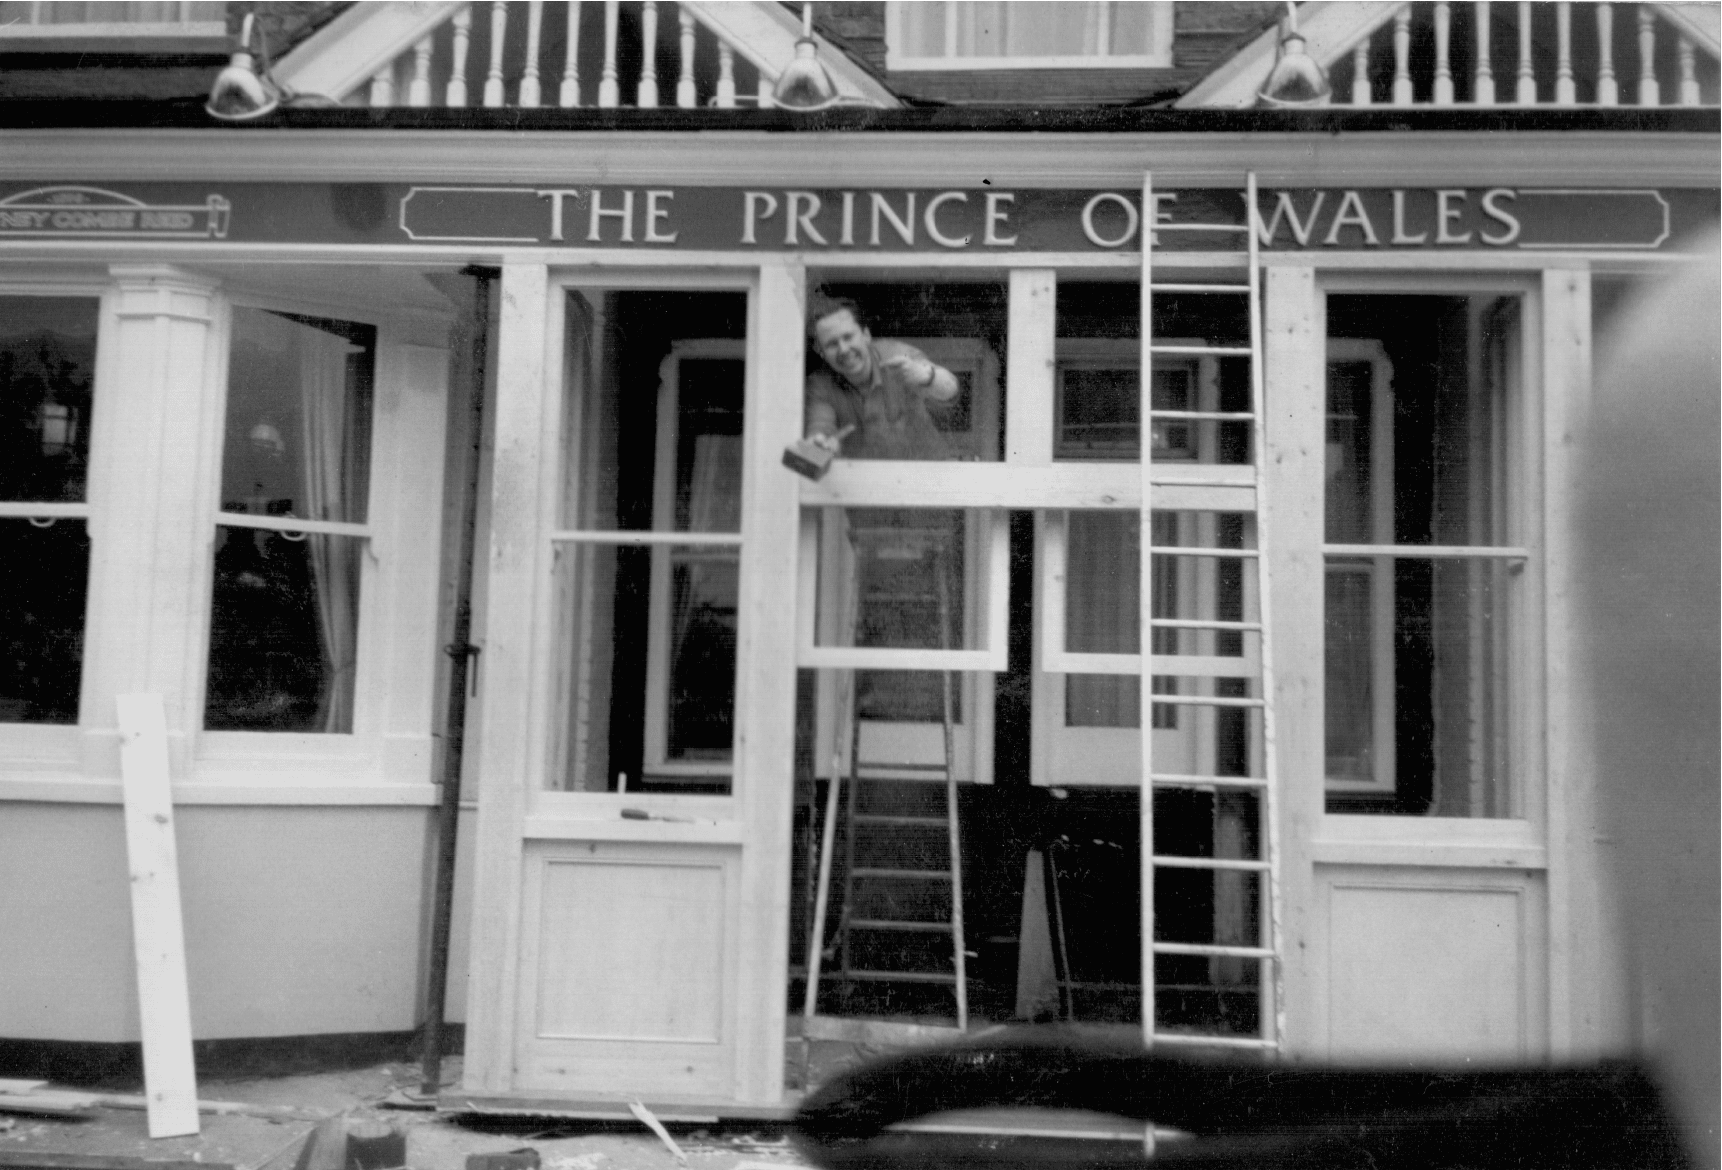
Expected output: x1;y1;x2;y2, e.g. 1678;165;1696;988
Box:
802;518;968;1044
1137;170;1284;1056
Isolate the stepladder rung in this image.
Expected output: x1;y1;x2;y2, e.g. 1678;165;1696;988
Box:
850;867;954;881
840;970;959;985
846;919;955;933
1149;344;1253;356
1152;854;1269;872
1150;282;1250;293
1153;942;1275;959
852;814;949;827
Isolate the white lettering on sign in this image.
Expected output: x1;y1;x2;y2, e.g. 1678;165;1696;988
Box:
1392;189;1428;244
742;191;778;244
984;192;1017;246
1436;189;1472;244
1324;190;1380;246
1480;188;1521;245
537;188;580;241
924;191;970;248
1256;192;1326;247
786;191;826;246
588;188;635;243
871;192;916;247
1081;192;1138;247
644;189;678;243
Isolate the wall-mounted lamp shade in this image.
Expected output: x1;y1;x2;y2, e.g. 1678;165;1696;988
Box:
772;36;842;111
207;14;283;121
1256;32;1331;107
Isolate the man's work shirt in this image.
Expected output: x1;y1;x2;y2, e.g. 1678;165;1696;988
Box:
805;338;955;461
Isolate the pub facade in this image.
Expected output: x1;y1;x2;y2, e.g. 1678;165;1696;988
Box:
0;0;1716;1120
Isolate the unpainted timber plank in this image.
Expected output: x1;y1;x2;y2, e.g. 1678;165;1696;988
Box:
116;693;200;1139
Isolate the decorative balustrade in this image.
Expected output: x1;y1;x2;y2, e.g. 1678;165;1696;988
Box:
1339;1;1716;107
358;0;774;110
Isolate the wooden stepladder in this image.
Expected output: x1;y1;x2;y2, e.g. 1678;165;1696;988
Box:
803;514;968;1043
1135;170;1284;1056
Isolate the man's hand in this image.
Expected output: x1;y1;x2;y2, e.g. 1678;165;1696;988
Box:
881;353;938;388
810;431;843;454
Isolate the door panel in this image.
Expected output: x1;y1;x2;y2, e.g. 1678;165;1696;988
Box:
1317;867;1545;1062
514;841;739;1098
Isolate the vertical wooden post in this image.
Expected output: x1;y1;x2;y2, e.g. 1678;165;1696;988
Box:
448;5;472;106
1392;10;1413;105
1555;2;1575;105
560;0;581;106
408;37;434;107
638;0;659;107
1637;9;1659;107
1678;37;1699;106
484;0;508;107
369;63;395;106
1433;2;1454;105
598;0;620;107
731;261;805;1103
1517;2;1537;104
677;9;697;108
118;693;199;1139
1351;41;1371;106
1475;1;1496;105
1596;4;1617;106
717;41;736;107
1541;267;1596;1058
84;267;225;769
1006;270;1056;466
519;0;544;107
460;261;552;1094
1260;264;1324;1055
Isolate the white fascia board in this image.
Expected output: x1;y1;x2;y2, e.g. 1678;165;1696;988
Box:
678;0;899;106
275;1;468;104
1;128;1716;189
1177;1;1408;109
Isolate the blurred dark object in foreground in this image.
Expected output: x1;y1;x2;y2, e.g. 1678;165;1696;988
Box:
792;1029;1690;1170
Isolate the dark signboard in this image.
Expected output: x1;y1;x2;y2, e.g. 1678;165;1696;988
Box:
0;182;1712;252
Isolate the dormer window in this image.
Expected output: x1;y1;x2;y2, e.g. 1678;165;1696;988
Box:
885;1;1174;70
0;2;227;53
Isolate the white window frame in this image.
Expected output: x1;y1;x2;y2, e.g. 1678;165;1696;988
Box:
1322;338;1397;797
883;0;1174;71
793;334;1009;674
0;278;108;770
1314;281;1537;824
0;3;227;53
641;338;746;783
195;279;450;789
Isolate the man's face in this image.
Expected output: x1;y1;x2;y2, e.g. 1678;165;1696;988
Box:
813;309;874;386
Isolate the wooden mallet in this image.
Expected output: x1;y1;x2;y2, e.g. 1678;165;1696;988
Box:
782;424;855;481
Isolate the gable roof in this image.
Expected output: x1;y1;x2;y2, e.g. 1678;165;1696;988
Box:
1179;0;1720;108
274;0;899;109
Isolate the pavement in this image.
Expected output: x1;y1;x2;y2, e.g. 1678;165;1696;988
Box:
0;1057;836;1170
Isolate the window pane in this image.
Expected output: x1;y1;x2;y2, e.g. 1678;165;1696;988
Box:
897;1;1164;60
207;308;375;734
1056;281;1252;465
221;308;373;525
0;519;88;724
552;290;747;793
0;296;97;503
206;528;362;732
1325;297;1519;815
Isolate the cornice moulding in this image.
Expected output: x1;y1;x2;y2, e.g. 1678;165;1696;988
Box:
0;130;1716;188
